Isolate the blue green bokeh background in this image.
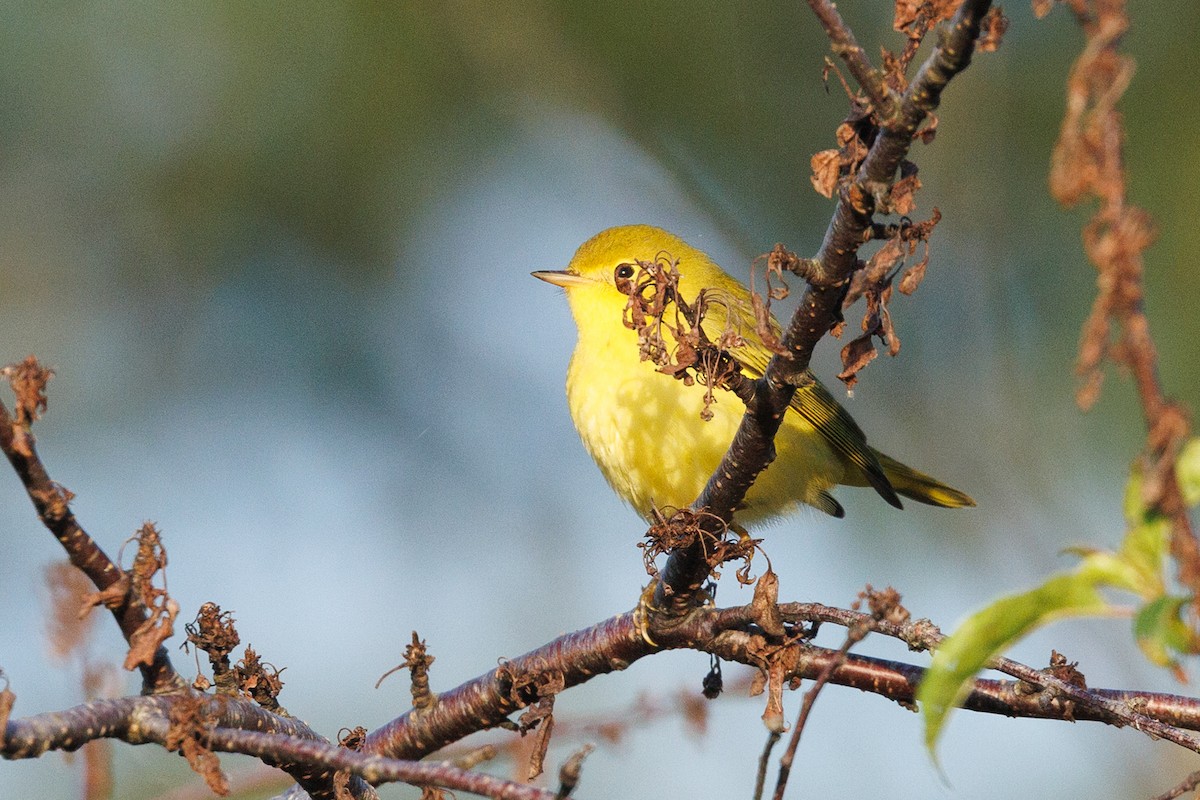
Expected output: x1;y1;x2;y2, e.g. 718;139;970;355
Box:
2;3;1198;797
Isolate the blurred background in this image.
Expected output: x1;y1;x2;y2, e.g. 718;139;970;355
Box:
2;2;1198;798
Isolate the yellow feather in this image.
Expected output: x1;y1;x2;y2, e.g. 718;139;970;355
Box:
536;224;973;523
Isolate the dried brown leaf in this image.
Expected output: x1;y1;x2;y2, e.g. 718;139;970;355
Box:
845;237;903;307
750;293;786;356
761;658;786;733
165;695;229;796
0;678;13;732
882;307;901;357
186;603;240;661
890;173;922;216
838;336;878;390
751;569;784;638
402;631;437;711
881;46;908;92
237;645;286;712
339;726;367;751
118;523;177;671
749;666;767;697
894;0;961;43
1047;650;1088;689
3;356;53;426
898;247;930;295
124;597;178;671
810;149;841;198
893;0;922;32
977;7;1009;52
526;698;555;781
81;574;130;615
186;602;241;694
834;122;857;148
858;585;910;625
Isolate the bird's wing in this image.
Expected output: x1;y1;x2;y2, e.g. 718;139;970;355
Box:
708;304;902;509
696;286;902;506
790;380;902;509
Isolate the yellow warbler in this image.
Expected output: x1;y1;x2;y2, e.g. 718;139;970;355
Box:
534;224;973;523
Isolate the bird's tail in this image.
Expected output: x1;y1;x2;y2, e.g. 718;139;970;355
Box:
873;450;975;508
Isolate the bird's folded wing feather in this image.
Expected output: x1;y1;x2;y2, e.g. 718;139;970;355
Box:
708;301;903;508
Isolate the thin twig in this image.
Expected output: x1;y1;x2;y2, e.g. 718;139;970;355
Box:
754;731;781;800
805;0;897;116
0;362;183;694
775;602;1200;753
771;630;863;800
1149;769;1200;800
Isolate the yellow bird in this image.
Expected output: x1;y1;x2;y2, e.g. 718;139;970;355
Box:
534;224;973;523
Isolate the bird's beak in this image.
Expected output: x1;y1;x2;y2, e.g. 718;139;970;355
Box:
531;270;592;288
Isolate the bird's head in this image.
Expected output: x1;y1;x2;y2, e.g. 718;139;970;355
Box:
533;225;730;340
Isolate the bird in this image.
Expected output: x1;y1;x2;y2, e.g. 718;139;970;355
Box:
533;224;973;524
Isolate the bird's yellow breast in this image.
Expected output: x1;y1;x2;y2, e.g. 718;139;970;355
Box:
565;305;843;522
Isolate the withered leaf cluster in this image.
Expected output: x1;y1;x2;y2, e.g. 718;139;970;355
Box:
836;211;941;389
619;255;751;421
165;694;229;796
641;506;761;587
123;523;179;672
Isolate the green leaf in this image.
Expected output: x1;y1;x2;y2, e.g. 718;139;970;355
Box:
918;570;1114;754
1115;517;1169;597
1135;594;1194;672
1177;437;1200;508
1123;459;1149;524
920;437;1200;757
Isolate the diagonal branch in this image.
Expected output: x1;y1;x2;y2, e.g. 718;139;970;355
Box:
0;360;184;695
806;0;896;116
655;0;995;612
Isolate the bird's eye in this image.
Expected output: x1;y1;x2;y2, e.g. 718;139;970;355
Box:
613;263;636;295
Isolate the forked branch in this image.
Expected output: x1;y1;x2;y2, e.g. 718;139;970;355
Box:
654;0;995;612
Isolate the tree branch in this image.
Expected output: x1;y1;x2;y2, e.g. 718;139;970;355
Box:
355;596;1200;762
0;693;560;800
0;359;184;695
806;0;897;116
655;0;995;613
1049;0;1200;598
